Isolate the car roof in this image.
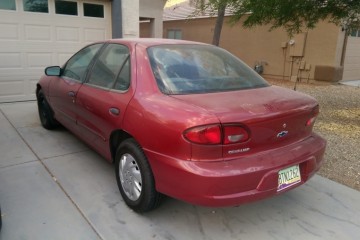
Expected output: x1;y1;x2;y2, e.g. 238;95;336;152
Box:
106;38;210;47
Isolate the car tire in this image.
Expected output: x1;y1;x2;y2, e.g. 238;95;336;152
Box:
37;89;58;130
115;138;162;212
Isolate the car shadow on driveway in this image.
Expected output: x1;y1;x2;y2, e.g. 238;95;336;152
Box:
0;101;359;240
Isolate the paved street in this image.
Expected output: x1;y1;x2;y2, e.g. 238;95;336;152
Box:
0;101;359;240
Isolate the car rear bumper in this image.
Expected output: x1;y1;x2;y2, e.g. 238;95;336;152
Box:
145;133;326;207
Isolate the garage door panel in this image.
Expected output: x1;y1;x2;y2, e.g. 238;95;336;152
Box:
344;56;360;65
84;28;106;42
57;52;76;65
27;53;53;68
24;24;52;41
56;27;81;42
345;48;360;57
0;23;19;39
0;0;111;102
0;75;40;101
343;36;360;80
0;53;22;68
28;78;39;96
0;72;44;82
0;80;25;97
2;43;83;53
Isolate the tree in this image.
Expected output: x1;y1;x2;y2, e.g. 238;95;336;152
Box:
190;0;235;46
188;0;360;45
231;0;360;36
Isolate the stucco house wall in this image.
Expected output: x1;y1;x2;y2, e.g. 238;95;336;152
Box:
139;0;166;38
124;0;166;38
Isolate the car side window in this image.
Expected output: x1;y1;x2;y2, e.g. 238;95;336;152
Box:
62;44;103;81
114;57;130;91
87;44;130;89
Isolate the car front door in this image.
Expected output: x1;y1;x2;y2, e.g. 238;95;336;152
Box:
48;44;103;132
75;43;135;160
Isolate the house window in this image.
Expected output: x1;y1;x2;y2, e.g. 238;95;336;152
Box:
0;0;16;10
55;0;78;16
84;3;104;18
350;29;360;37
23;0;48;13
167;29;182;39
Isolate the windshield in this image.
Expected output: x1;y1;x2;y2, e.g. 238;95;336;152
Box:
147;44;269;94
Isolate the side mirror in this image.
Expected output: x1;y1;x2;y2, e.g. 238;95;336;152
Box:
45;66;61;76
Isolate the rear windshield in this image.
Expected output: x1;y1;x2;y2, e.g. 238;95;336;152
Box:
147;44;269;94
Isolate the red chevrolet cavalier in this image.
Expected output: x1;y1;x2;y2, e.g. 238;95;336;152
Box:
36;39;326;212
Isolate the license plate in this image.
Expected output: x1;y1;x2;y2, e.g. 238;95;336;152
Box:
278;165;301;191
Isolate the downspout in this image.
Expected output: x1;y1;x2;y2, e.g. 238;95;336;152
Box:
111;0;123;38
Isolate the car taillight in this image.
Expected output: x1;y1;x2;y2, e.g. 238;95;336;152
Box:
306;117;317;126
184;125;221;144
184;124;250;145
223;125;250;144
306;105;319;127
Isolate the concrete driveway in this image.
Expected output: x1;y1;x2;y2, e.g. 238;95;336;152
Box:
0;101;359;240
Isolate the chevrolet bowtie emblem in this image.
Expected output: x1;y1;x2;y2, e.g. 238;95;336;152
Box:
277;130;288;138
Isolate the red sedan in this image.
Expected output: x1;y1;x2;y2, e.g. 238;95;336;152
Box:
36;39;326;212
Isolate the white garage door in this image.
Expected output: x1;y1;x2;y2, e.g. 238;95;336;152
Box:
0;0;111;102
343;33;360;81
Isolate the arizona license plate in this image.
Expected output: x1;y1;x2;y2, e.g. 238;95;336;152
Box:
278;165;301;191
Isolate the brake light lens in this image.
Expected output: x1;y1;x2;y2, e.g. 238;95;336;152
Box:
184;125;221;144
306;117;317;126
306;105;319;127
184;124;250;145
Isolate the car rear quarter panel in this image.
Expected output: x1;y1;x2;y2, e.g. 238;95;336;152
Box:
122;44;221;162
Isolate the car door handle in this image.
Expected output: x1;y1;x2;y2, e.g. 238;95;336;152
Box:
109;107;120;116
68;91;76;97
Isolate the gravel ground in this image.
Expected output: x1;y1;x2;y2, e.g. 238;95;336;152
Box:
266;79;360;191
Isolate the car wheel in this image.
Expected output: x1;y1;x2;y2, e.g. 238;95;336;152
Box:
115;139;162;212
37;89;58;130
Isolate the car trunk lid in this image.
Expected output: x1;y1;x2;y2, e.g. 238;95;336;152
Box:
171;86;319;158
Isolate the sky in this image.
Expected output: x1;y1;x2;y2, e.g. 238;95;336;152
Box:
165;0;188;7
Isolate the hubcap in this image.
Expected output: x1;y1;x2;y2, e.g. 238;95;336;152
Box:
119;153;142;201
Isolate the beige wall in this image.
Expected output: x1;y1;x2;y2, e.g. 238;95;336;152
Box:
122;0;140;38
122;0;165;38
163;17;345;82
139;0;166;38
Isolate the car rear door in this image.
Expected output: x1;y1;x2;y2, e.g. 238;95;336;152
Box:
75;43;135;160
48;44;103;132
